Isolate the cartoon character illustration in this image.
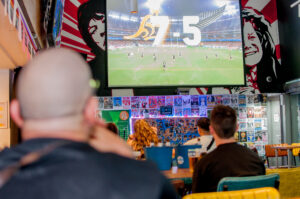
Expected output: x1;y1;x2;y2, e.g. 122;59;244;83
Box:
78;0;109;96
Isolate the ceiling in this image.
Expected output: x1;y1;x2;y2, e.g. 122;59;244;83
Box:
0;2;29;69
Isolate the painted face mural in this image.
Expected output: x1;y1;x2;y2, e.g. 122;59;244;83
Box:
243;21;263;67
193;3;282;95
76;0;106;55
88;13;106;51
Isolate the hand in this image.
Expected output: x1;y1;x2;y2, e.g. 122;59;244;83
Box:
89;126;134;159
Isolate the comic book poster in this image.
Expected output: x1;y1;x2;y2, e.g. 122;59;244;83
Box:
113;97;122;109
239;131;247;142
222;95;231;106
149;109;159;117
247;131;255;142
254;94;263;106
131;109;140;118
183;108;191;116
148;96;158;108
262;94;267;106
262;118;268;130
254;119;262;131
157;96;166;107
247;119;254;130
239;120;247;131
122;97;131;109
215;95;223;105
165;96;173;106
231;95;239;107
182;95;191;108
247;95;255;106
174;108;183;116
98;97;104;109
261;131;268;143
234;132;239;141
139;96;148;108
207;95;215;109
174;96;183;107
191;95;199;107
131;97;139;109
239;95;246;107
239;107;247;119
207;109;212;118
254;107;262;118
261;107;267;118
247;107;254;118
103;97;113;109
199;95;207;107
253;95;259;104
140;109;149;118
255;131;263;142
191;108;199;116
199;108;207;117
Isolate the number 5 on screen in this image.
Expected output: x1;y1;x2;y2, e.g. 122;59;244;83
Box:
183;16;201;46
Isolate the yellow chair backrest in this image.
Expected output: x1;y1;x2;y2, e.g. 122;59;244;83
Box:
291;143;300;156
183;187;280;199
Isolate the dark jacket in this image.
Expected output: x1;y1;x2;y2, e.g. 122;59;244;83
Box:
0;138;178;199
192;142;266;193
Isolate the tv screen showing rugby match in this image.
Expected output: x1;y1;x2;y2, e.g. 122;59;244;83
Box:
107;0;245;87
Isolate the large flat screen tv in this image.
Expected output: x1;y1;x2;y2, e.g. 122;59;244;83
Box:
107;0;245;87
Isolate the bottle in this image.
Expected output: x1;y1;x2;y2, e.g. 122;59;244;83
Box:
165;138;171;146
157;139;163;147
171;158;178;174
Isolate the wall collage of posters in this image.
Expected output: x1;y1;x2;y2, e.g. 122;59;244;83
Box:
97;94;268;156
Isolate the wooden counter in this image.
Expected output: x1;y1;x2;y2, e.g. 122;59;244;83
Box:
162;168;193;179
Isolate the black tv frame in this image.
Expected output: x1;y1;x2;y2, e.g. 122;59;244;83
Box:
105;0;246;89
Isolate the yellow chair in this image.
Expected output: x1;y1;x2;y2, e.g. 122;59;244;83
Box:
183;187;280;199
291;143;300;166
267;167;300;198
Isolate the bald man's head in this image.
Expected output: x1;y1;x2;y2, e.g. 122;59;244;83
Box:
17;48;93;120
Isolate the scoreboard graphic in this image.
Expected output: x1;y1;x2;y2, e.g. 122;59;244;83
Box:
107;0;245;87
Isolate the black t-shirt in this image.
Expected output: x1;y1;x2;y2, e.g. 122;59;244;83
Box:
192;142;265;193
0;138;178;199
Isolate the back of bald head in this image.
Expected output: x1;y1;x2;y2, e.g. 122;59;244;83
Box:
17;48;93;120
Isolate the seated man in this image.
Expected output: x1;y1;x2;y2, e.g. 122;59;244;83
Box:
0;48;178;199
184;117;216;153
192;105;265;193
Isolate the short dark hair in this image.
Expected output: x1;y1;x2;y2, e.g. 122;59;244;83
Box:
107;122;118;135
210;105;237;138
197;117;210;132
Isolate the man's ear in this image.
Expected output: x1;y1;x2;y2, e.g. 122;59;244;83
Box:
209;125;214;135
197;127;201;134
236;123;239;132
10;99;24;127
84;97;106;128
209;125;217;139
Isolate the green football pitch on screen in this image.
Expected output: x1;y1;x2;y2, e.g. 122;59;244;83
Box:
108;46;244;87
